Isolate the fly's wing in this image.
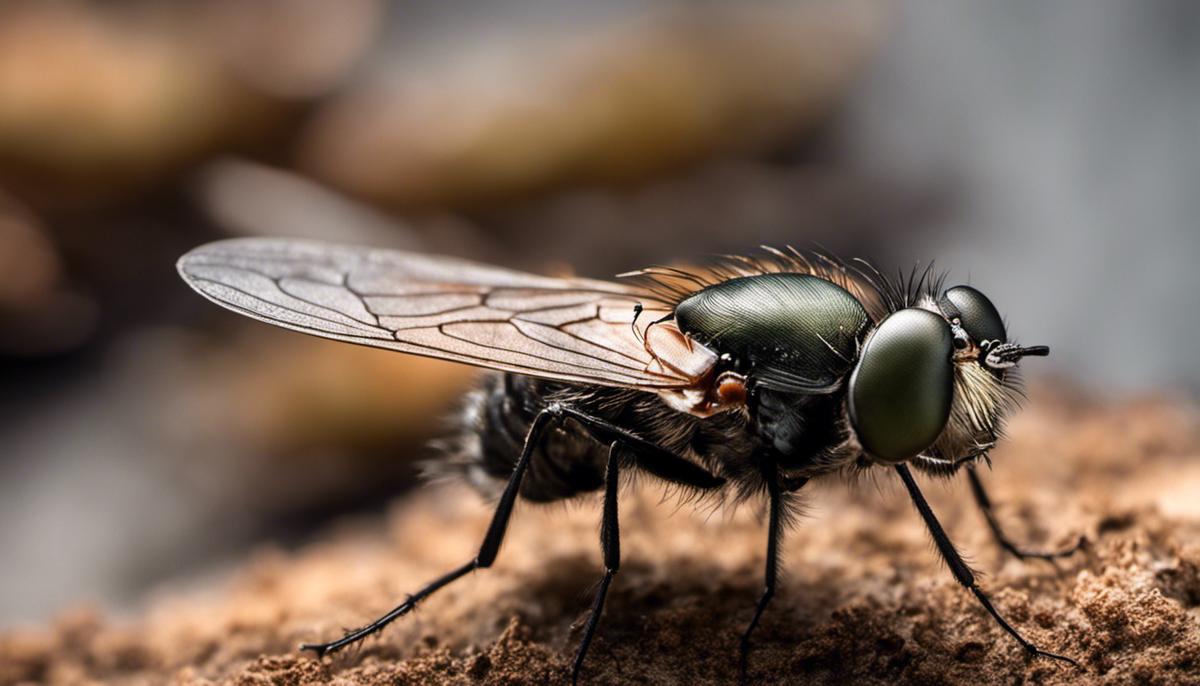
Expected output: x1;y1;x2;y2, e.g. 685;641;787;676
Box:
177;238;708;389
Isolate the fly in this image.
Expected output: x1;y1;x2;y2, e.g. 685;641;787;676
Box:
176;239;1084;683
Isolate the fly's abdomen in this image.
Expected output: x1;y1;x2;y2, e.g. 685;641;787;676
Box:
451;374;609;502
445;373;761;501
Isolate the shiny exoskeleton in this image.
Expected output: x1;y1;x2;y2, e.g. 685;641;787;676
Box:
176;240;1084;684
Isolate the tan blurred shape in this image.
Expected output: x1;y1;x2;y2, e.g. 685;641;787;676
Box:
197;159;421;247
188;0;385;99
210;334;477;457
146;328;477;518
300;0;887;209
0;193;57;308
0;191;95;355
0;2;288;206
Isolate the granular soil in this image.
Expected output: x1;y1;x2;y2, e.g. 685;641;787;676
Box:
3;389;1199;685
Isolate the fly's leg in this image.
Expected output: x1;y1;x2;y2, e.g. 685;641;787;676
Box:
301;405;724;659
895;464;1079;667
738;466;807;684
550;406;722;681
571;442;622;686
966;463;1085;561
301;409;556;658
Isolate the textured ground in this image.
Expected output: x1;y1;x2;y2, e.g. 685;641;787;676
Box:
3;388;1200;685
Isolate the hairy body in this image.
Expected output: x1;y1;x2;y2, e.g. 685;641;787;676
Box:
447;372;856;507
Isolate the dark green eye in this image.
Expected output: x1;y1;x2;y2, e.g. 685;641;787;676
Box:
942;285;1006;346
848;308;954;462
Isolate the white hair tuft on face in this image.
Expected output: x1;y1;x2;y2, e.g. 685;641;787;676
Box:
929;362;1021;465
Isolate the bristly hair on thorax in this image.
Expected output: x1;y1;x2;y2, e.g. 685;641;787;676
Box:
620;245;951;325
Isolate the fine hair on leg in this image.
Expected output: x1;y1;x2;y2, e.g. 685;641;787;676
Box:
895;464;1078;667
571;441;623;685
738;460;808;683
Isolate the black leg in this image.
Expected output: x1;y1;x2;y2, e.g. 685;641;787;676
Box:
966;463;1084;561
301;408;555;658
738;467;805;683
895;464;1078;667
301;404;719;660
571;442;622;685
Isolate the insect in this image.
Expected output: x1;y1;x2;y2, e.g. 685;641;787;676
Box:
177;239;1083;683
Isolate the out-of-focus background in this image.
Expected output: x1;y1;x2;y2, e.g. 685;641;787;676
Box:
0;0;1195;625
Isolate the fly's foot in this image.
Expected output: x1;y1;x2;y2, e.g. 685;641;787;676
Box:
1025;643;1081;669
1008;534;1087;562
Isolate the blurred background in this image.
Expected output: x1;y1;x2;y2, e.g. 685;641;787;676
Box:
0;0;1196;624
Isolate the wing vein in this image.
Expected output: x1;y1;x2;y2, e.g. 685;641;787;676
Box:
436;322;655;379
273;274;381;327
510;319;647;371
191;276;389;338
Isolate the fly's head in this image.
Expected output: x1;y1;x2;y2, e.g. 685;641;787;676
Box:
845;284;1048;474
929;285;1048;472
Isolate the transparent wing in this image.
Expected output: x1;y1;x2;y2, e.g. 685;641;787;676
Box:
177;238;705;389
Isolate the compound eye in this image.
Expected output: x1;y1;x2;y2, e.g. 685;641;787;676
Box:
943;285;1007;347
848;308;954;462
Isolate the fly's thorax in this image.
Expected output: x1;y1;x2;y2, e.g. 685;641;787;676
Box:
752;385;859;475
674;273;871;394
